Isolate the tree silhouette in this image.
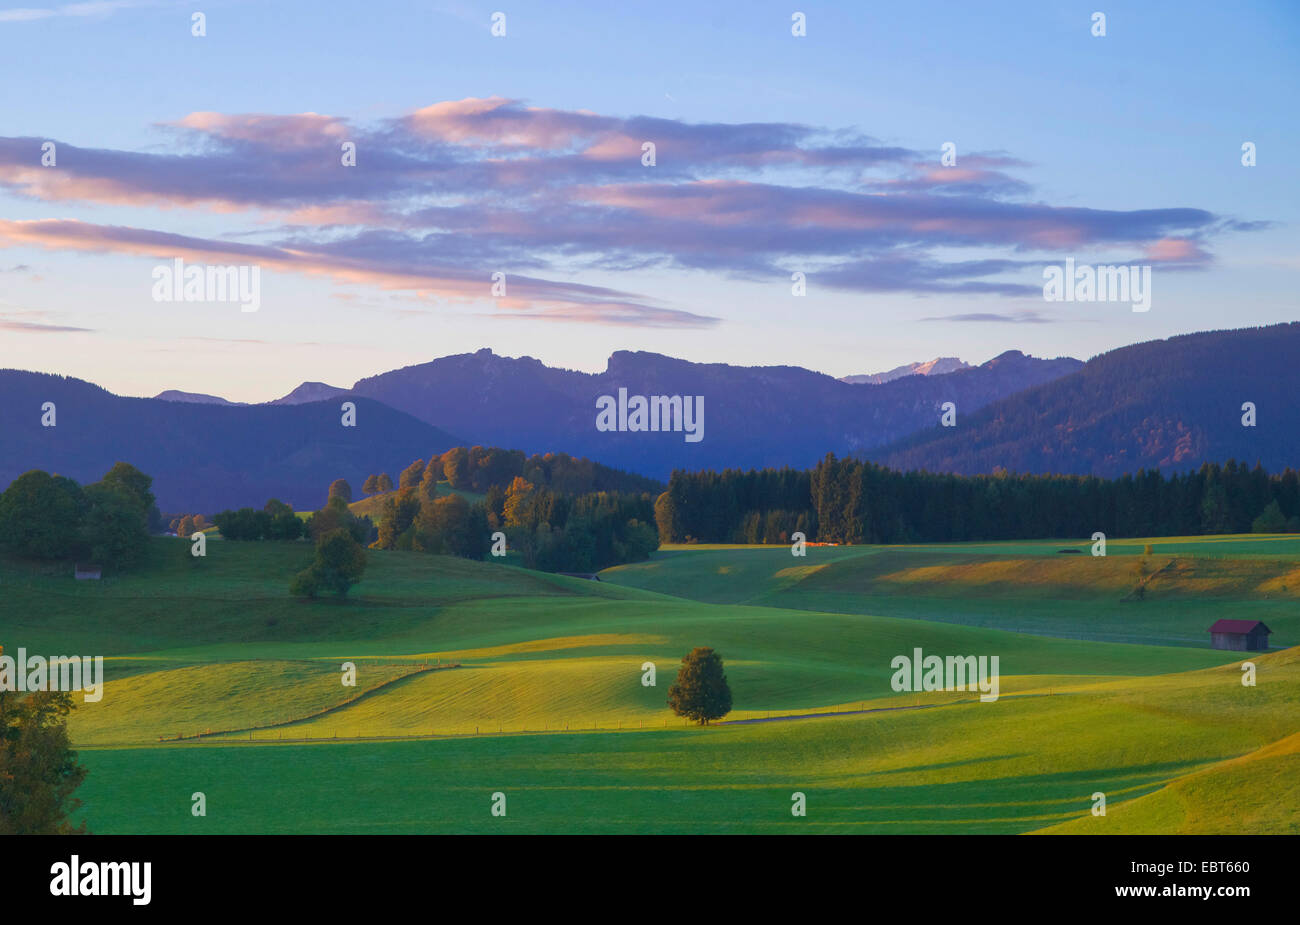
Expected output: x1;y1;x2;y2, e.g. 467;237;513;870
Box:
667;647;732;725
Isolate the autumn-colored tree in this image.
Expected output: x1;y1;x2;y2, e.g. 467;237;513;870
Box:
441;447;471;489
502;477;536;528
393;459;422;490
327;479;353;505
653;491;677;543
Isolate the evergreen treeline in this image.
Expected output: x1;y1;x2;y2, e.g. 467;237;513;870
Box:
657;456;1300;544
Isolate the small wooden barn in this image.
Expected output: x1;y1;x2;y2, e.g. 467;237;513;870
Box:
74;563;102;580
1208;619;1271;651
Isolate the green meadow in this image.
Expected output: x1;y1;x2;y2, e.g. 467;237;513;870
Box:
2;534;1296;834
603;538;1300;647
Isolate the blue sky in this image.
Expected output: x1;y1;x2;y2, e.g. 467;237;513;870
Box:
1;0;1296;401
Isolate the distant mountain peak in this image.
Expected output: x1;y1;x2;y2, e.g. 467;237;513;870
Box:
153;389;242;406
840;357;972;385
267;381;348;406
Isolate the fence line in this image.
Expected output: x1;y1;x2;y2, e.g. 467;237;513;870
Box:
138;691;1068;748
157;661;461;742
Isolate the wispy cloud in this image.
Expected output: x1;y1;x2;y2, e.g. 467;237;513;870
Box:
0;97;1254;326
0;302;95;332
920;310;1056;324
0;1;156;24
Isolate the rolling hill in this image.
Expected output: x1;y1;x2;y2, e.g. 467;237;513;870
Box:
6;536;1290;834
0;370;460;512
876;323;1300;477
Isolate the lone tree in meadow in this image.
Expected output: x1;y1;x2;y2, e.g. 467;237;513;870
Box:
291;527;367;599
667;647;733;725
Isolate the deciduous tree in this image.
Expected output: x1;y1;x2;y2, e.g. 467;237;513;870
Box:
0;675;87;834
667;647;732;725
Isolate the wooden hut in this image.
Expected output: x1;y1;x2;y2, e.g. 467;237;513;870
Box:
1208;619;1271;651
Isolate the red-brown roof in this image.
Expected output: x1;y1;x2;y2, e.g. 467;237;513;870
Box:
1208;619;1271;635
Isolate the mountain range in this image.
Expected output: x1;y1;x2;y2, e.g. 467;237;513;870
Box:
343;348;1080;478
1;371;458;512
876;323;1300;477
4;323;1295;512
153;381;348;406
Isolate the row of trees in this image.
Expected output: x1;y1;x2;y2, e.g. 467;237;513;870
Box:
656;457;1300;545
212;499;306;541
0;463;158;570
370;474;658;572
375;489;492;558
213;496;376;546
496;480;659;573
358;446;662;501
168;513;209;535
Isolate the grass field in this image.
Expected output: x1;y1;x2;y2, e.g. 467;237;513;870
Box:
602;538;1300;647
3;533;1296;834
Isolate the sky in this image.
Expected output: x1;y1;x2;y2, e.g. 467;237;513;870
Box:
1;0;1297;401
